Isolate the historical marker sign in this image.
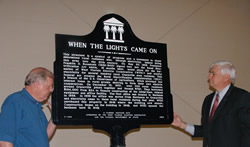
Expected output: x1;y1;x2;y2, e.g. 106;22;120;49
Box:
52;14;173;126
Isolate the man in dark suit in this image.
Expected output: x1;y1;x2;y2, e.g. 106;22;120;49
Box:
171;61;250;147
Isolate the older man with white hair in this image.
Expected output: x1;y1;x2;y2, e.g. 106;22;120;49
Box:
172;61;250;147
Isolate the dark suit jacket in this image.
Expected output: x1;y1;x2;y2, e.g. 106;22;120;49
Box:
193;85;250;147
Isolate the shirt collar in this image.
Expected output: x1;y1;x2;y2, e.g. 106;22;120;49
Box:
22;88;42;106
216;84;231;101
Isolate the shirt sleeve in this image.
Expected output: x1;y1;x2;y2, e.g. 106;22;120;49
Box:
0;101;16;143
185;123;195;136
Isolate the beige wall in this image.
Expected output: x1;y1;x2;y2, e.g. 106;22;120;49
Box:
0;0;249;147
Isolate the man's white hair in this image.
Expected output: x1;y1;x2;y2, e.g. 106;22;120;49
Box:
209;61;236;84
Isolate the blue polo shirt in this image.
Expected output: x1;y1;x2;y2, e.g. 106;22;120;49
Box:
0;88;49;147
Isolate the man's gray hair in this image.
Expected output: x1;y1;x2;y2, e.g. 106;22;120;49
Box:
25;67;54;86
209;61;236;84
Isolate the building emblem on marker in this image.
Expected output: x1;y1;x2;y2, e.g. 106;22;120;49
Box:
103;17;124;43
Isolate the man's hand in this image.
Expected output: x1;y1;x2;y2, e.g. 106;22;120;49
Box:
0;141;13;147
171;113;187;130
46;101;52;112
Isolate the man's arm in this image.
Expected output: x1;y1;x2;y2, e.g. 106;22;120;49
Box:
0;141;13;147
47;120;56;140
46;101;57;140
238;92;250;146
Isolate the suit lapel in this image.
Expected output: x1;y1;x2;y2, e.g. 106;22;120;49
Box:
210;85;234;122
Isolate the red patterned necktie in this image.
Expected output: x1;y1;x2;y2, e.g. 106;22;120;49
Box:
209;94;219;122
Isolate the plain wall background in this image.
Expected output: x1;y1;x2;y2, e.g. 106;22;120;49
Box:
0;0;249;146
